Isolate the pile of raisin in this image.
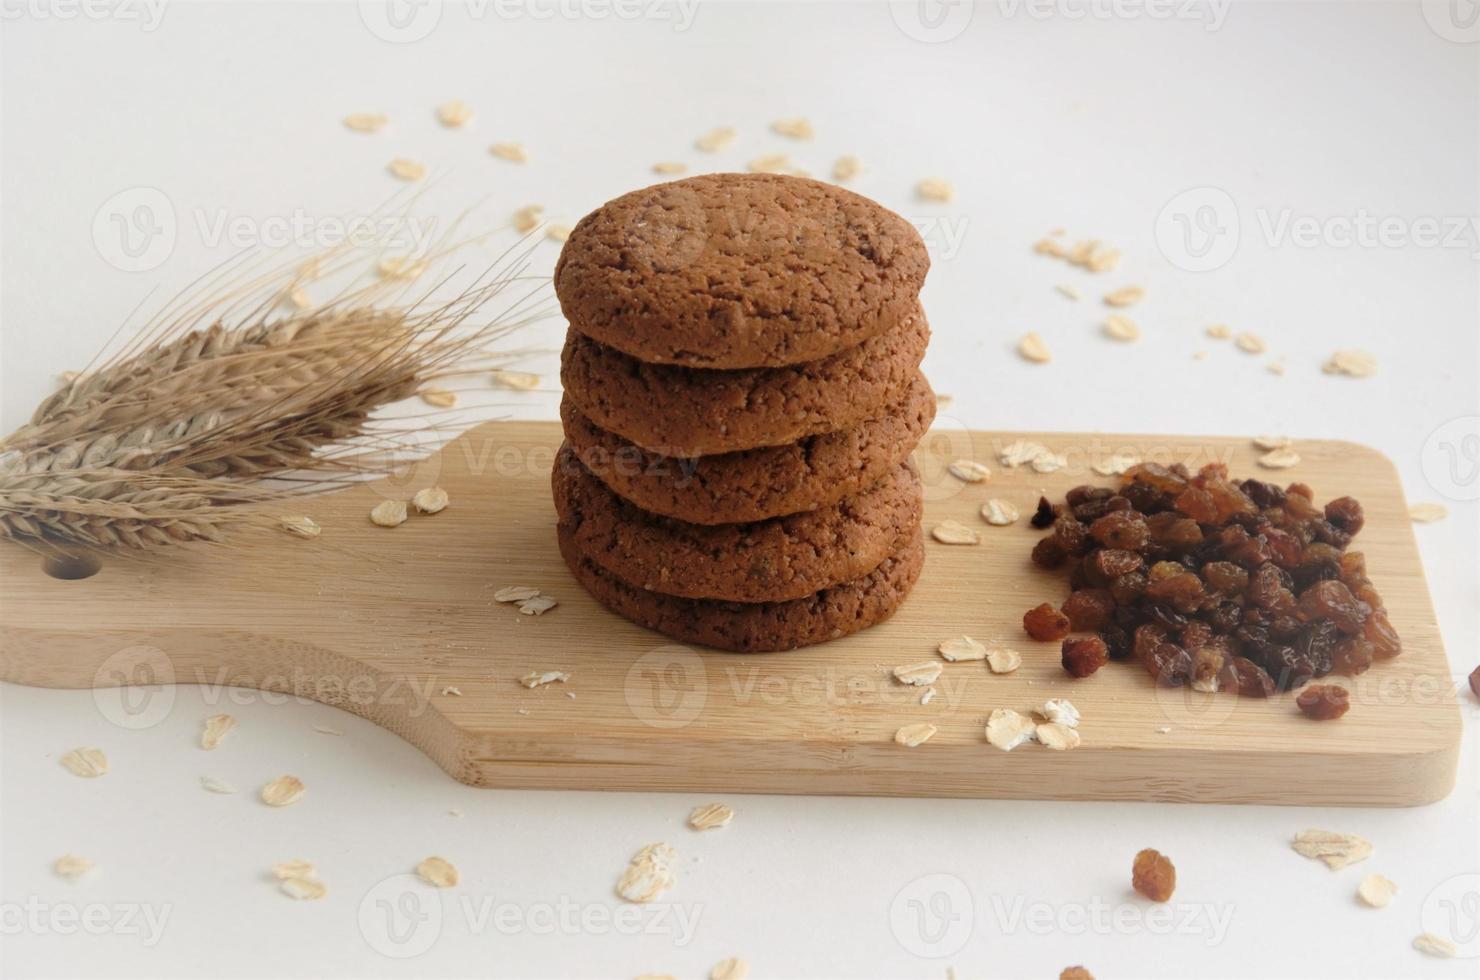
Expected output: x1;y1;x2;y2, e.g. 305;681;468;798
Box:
1027;462;1401;696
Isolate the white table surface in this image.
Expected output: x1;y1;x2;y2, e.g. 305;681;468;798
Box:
2;2;1478;978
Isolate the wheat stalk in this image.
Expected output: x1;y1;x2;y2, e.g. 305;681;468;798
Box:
0;240;551;554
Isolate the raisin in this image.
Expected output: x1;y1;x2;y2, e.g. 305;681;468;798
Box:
1221;656;1276;697
1204;600;1243;634
1240;479;1287;508
1031;536;1069;570
1191;640;1228;690
1062;636;1109;678
1175;488;1219;523
1332;637;1374;675
1324;496;1365;536
1109;571;1148;605
1470;665;1480;699
1030;496;1057;529
1296;580;1370;634
1296;684;1350;720
1180;620;1213;653
1144;569;1206;614
1123;462;1188;495
1121;479;1173;515
1143;642;1192;687
1310;518;1352;549
1063;589;1116;631
1133;623;1167;661
1060;968;1095;980
1363;607;1402;658
1131;849;1176;902
1092;548;1144;578
1201;561;1249;596
1054;518;1093;556
1203;478;1258;521
1023;603;1072;641
1295;620;1341;677
1089;511;1150;550
1264;527;1305;569
1250;644;1315;691
1100;623;1134;660
1145;512;1203;550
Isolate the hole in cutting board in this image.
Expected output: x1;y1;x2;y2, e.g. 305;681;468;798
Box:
41;554;102;581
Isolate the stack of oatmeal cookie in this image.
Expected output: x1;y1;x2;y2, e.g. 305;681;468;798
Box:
552;173;933;651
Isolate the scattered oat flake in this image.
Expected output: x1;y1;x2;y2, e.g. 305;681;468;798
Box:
688;802;734;830
1035;238;1070;258
287;287;311;309
1087;247;1121;273
981;499;1019;526
280;876;327;901
1267;360;1287;376
387;158;426;181
261;775;305;808
999;439;1051;468
1103;315;1140;342
938;636;987;662
895;722;938;747
832;155;861;182
710;957;748;980
312;724;343;736
1018;332;1051;364
916;178;954;202
512;205;544;233
1030;452;1068;474
617;843;676;903
1104;285;1145;307
1192;350;1209;361
1036;722;1081;751
441;686;462;697
1092;454;1140;477
495;586;542;603
378;256;427;280
1324;349;1378;378
920;687;937;705
54;855;94;878
1413;933;1456;958
201;714;236;750
1206;324;1231;339
1038;698;1080;727
985;708;1037;751
369;499;408;527
1357;874;1397;908
948;459;991;483
343;112;387;133
436;99;473;127
1234;332;1267;354
200;775;236;794
518;594;558;616
1258;448;1302;470
520;669;569;689
546;224;572;243
280;515;321;539
416;856;459;888
770;117;813;139
932;520;980;545
419;387;456;409
272;858;316;881
1253;434;1291;451
894;661;944;686
1156;725;1173;734
489;142;527;163
59;748;107;778
652;161;687;175
695;126;736;152
1291;829;1372;869
412;486;449;515
985;646;1022;674
492;369;541;391
1408;502;1448;523
747;153;791;174
1055;283;1080;301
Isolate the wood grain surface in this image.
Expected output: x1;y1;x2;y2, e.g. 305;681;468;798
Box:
0;421;1462;805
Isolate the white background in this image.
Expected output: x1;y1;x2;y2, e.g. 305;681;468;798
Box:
2;1;1479;978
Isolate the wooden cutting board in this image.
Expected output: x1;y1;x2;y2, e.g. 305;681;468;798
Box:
0;421;1461;806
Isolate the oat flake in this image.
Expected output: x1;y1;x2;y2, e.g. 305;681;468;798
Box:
1323;349;1378;378
980;499;1019;526
710;957;749;980
416;856;459;888
1234;332;1267;354
1291;829;1372;869
1055;283;1080;301
1413;934;1456;958
1087;247;1121;273
832;155;861;182
688;802;734;830
695;126;736;152
343;113;387;133
201;714;236;750
272;859;316;881
60;748;107;778
520;669;569;688
495;586;542;603
985;708;1037;751
1103;315;1140;342
1258;448;1302;470
895;722;938;747
492;369;541;391
931;520;980;545
1357;874;1397;908
1000;440;1051;468
617;843;676;904
985;647;1022;674
377;256;427;280
280;877;327;901
261;775;305;808
893;661;944;686
1408;502;1448;523
280;516;321;539
1206;324;1232;339
1035;238;1070;258
54;855;94;878
200;775;236;794
387;158;426;181
1037;698;1080;728
1030;452;1068;474
652;161;687;175
489;142;528;163
369;499;408;527
1092;454;1140;476
916;178;954;202
948;459;991;483
512;205;544;233
747;153;791;174
312;724;344;736
1104;285;1145;307
920;687;937;705
1018;332;1051;364
288;287;311;309
770;117;814;139
1253;434;1291;451
938;635;987;662
419;387;457;409
436;99;473;127
546;224;572;243
441;686;462;697
1035;722;1081;751
412;486;448;515
518;595;557;616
